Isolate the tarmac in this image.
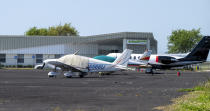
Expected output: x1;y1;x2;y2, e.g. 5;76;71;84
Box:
0;69;210;111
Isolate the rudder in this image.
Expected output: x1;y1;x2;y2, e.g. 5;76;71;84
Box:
113;49;133;66
183;36;210;61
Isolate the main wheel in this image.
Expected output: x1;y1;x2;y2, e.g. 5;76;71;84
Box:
151;69;154;76
65;76;72;78
79;75;84;78
48;75;55;78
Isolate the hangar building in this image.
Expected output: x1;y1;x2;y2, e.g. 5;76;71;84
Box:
0;32;157;66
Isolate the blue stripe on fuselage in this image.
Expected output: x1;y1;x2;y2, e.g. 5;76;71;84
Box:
88;63;106;70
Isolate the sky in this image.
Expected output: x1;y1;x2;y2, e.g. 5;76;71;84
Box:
0;0;209;54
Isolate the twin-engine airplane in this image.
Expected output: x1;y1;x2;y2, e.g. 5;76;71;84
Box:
145;36;210;73
35;49;132;78
107;36;210;73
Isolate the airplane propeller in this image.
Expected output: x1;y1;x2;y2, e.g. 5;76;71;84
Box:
41;63;45;69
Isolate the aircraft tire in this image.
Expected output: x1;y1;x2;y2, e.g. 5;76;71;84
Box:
48;75;55;78
65;76;72;78
79;75;84;78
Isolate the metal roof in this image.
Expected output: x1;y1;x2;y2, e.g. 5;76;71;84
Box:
0;32;157;51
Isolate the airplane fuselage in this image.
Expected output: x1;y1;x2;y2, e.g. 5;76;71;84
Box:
44;57;124;73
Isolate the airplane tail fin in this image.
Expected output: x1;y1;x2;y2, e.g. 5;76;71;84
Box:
183;36;210;61
113;49;133;66
139;49;152;61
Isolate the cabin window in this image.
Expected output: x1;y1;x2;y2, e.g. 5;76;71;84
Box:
17;54;24;63
134;56;136;60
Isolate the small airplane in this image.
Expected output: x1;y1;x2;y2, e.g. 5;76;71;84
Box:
35;49;133;78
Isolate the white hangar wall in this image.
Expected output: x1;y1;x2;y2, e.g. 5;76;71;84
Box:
0;32;157;66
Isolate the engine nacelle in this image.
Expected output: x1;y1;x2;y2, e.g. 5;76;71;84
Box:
156;56;178;64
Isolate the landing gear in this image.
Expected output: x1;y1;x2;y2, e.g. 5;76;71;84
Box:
64;72;87;78
79;75;84;78
79;72;87;78
48;71;59;78
145;68;154;75
48;75;56;78
65;76;72;78
98;72;113;76
64;71;73;78
48;66;60;78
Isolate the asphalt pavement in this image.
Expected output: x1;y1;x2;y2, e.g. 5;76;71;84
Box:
0;69;209;111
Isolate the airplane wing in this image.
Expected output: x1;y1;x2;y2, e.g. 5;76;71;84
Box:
56;54;89;72
36;57;89;72
53;62;87;72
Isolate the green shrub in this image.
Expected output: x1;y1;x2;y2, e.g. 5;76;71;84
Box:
26;65;33;68
17;65;23;68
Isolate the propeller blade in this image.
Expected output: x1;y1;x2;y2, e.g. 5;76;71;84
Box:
41;63;45;69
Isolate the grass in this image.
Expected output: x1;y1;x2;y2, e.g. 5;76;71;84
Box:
177;88;195;92
2;68;34;70
154;80;210;111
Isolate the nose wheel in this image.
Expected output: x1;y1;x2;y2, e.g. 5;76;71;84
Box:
48;75;56;78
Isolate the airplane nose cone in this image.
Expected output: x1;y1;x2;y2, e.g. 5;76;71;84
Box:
43;59;49;63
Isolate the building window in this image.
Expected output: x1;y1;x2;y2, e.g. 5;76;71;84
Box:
36;54;43;63
111;50;119;53
0;54;6;63
55;54;62;59
17;54;24;63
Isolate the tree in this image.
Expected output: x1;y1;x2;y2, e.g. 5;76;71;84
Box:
167;29;202;53
25;27;39;35
25;23;79;36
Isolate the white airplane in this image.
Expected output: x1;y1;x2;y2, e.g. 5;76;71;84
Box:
35;49;133;78
106;49;152;66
